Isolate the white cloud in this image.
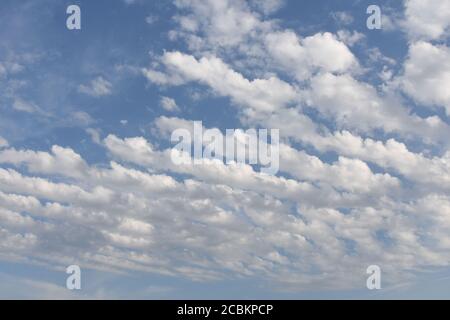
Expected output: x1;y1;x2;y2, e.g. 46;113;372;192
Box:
160;96;180;112
403;0;450;40
306;72;450;143
145;15;159;25
331;11;354;25
133;0;450;290
71;111;94;126
13;98;41;114
0;137;8;149
78;77;112;97
0;130;448;290
0;146;89;179
279;144;400;194
264;31;358;81
86;128;102;145
399;41;450;115
311;131;450;191
152;116;196;138
336;30;365;47
173;0;263;49
144;51;299;112
250;0;284;15
367;47;396;65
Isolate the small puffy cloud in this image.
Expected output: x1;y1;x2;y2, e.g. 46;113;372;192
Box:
144;51;299;112
78;77;112;97
160;96;180;112
86;128;102;145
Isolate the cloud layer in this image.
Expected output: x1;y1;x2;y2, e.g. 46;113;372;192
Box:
1;0;450;296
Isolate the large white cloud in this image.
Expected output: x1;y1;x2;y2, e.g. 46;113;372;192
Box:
307;72;450;143
265;31;358;81
399;41;450;116
403;0;450;40
143;51;299;112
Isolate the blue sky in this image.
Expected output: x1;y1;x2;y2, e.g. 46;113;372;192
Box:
0;0;450;299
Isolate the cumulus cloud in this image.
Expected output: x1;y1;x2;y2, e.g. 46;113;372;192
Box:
160;96;180;112
0;146;90;179
144;51;299;112
264;31;358;81
78;77;113;97
403;0;450;40
306;72;450;143
173;0;264;49
399;41;450;115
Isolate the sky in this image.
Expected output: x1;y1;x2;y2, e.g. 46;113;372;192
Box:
0;0;450;299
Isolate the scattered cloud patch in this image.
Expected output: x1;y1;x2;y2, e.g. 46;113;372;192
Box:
160;96;180;112
331;11;354;25
0;137;8;148
78;77;113;97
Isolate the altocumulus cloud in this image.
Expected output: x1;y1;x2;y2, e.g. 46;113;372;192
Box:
0;0;450;297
